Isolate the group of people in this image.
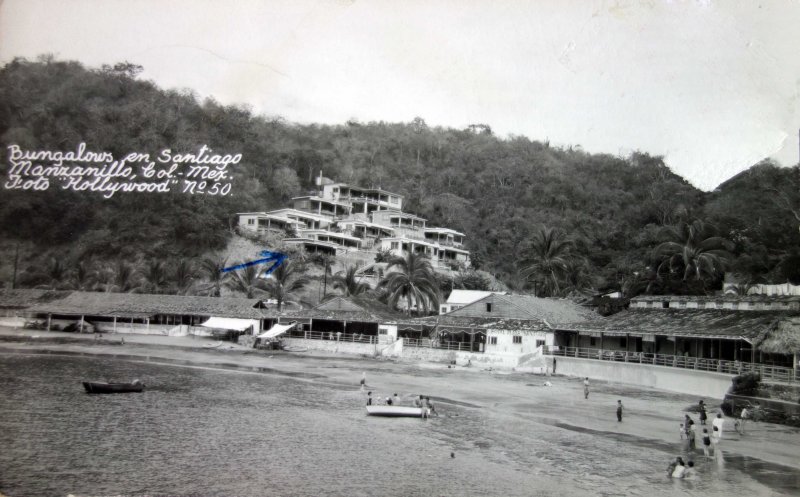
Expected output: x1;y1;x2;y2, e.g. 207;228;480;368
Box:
668;400;732;480
365;391;438;417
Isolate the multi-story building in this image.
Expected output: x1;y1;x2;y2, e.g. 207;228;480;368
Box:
237;181;470;269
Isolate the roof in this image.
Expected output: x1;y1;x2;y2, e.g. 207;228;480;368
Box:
25;291;267;319
461;294;598;325
755;317;800;354
632;295;800;303
282;296;406;323
446;290;504;306
555;308;800;342
407;315;551;333
424;228;466;236
0;289;72;309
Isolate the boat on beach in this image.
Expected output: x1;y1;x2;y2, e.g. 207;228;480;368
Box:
83;380;145;394
366;405;426;417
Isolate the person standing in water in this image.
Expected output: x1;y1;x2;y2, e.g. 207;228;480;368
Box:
616;400;624;422
583;377;590;399
698;400;708;425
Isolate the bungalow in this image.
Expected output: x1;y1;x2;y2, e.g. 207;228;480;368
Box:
550;295;800;382
6;291;270;336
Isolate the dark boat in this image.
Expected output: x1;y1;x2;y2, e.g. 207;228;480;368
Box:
83;379;145;394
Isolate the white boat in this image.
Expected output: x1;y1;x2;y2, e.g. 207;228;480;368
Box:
366;405;425;417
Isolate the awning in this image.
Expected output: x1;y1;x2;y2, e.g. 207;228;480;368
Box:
200;317;254;331
257;322;297;339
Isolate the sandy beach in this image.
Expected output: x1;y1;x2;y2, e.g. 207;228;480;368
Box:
1;326;800;497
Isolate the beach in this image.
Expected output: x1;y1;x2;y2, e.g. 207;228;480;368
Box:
1;327;799;496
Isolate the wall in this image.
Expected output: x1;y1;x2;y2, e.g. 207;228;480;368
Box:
281;337;378;356
554;356;733;399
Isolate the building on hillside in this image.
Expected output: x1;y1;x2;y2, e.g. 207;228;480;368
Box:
549;294;800;381
237;181;470;271
439;290;509;314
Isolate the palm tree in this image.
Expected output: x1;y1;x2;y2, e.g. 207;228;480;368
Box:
380;252;440;315
519;227;573;297
111;260;137;293
225;264;268;299
331;265;371;297
67;260;94;291
171;259;197;295
264;260;309;311
199;256;230;297
653;219;733;285
560;258;595;297
140;260;168;294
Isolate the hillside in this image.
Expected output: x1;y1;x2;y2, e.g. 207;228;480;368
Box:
1;56;798;296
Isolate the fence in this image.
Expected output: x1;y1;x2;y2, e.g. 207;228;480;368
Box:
544;346;797;383
287;330;380;344
403;337;474;352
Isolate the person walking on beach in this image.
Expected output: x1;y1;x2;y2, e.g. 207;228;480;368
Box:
739;406;750;434
688;422;697;451
712;413;725;439
583;377;590;399
392;393;400;406
702;428;712;459
616;400;624;422
698;400;708;425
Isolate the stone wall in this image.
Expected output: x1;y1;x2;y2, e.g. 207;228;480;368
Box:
554;356;733;399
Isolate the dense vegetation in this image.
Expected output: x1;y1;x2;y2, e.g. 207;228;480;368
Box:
2;56;799;299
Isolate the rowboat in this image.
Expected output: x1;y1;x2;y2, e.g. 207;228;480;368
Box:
83;380;145;394
366;405;425;417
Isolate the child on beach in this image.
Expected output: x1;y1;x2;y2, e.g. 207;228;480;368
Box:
702;429;711;458
616;400;624;422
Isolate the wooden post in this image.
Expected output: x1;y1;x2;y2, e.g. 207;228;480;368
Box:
46;314;51;331
113;316;117;333
79;315;84;333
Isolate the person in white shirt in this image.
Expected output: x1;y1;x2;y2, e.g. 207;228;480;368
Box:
671;460;686;478
712;413;725;439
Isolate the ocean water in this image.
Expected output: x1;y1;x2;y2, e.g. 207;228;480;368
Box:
0;354;797;497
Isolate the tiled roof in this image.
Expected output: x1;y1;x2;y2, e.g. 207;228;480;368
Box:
491;294;597;324
408;315;550;333
632;295;800;303
25;291;266;319
445;290;505;306
0;289;71;309
556;308;800;341
281;296;405;323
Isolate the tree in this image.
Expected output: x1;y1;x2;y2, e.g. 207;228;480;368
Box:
139;260;168;294
380;252;440;314
331;265;371;297
67;259;94;291
520;227;574;297
263;260;309;310
171;259;197;295
111;260;137;293
225;264;268;299
652;220;733;288
454;270;490;291
199;256;230;297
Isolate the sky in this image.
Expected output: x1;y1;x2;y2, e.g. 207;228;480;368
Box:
1;0;799;191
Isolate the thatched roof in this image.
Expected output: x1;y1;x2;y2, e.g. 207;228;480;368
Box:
557;309;799;341
25;291;266;319
756;317;800;354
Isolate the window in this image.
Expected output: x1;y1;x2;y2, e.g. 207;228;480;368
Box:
247;219;254;225
513;336;522;344
620;337;627;348
486;303;493;312
590;337;597;346
661;301;669;309
489;336;498;345
535;339;545;348
391;242;399;249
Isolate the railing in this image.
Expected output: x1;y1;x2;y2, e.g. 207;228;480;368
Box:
404;338;476;352
287;330;380;344
543;346;797;383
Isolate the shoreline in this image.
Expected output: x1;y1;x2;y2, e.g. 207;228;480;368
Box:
2;327;800;476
